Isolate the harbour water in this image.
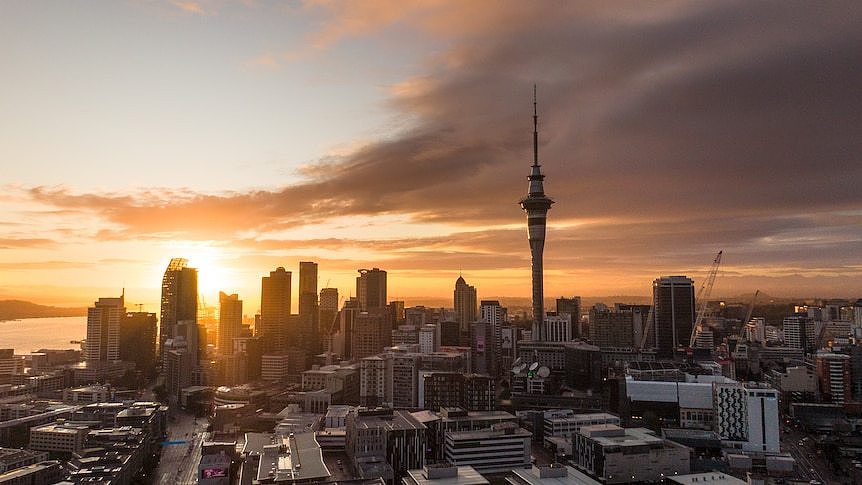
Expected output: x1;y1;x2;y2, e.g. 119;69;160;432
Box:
0;316;86;354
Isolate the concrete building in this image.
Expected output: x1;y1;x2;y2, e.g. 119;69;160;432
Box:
85;294;125;366
713;382;780;453
403;464;488;485
444;422;531;474
351;309;393;360
419;372;495;412
540;313;572;343
507;464;601;485
242;431;330;484
588;306;634;348
360;356;388;407
0;449;48;474
815;351;851;404
419;324;439;354
345;408;425;481
0;460;65;484
573;424;689;483
556;298;582;338
783;315;816;353
542;411;620;442
28;421;90;454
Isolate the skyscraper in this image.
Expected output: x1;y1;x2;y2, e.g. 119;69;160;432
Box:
119;311;157;379
652;276;695;358
299;261;319;352
85;293;125;365
453;276;477;334
218;292;242;354
319;287;339;348
159;258;198;355
260;267;291;353
356;268;387;309
520;89;554;340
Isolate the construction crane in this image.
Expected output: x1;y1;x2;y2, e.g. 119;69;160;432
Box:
738;290;760;339
689;250;723;348
638;305;655;350
325;296;346;365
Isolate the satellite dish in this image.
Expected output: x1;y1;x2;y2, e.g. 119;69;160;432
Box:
529;362;540;372
512;357;523;367
512;363;527;374
537;366;550;378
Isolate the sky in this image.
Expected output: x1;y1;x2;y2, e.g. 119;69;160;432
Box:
1;1;861;312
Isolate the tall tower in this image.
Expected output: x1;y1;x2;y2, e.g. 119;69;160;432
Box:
453;276;477;333
356;268;387;309
520;87;554;340
260;267;291;353
652;276;695;358
159;258;197;355
218;292;242;354
299;261;319;351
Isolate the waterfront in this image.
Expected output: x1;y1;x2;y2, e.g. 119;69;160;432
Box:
0;316;86;354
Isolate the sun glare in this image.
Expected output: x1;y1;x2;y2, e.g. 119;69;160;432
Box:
184;245;234;302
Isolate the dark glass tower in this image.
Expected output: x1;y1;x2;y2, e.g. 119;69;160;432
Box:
520;88;554;340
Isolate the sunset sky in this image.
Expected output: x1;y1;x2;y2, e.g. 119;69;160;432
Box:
1;1;861;311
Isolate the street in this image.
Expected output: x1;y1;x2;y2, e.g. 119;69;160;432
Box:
154;411;206;485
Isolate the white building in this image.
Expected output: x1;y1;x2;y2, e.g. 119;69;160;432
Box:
783;316;815;352
713;382;780;453
29;421;90;454
444;422;531;474
542;411;620;439
85;295;124;365
419;324;439;354
540;314;572;343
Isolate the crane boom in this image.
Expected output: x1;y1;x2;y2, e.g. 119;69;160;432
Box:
690;250;723;348
739;290;760;339
639;305;655;350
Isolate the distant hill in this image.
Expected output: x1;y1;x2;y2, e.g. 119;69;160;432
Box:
0;300;86;321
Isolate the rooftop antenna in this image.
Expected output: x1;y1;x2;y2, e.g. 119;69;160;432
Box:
533;84;539;167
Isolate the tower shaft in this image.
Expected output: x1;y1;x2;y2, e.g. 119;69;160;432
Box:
519;87;554;341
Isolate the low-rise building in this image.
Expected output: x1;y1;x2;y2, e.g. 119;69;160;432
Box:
443;422;531;474
28;421;90;455
402;464;488;485
573;424;689;484
0;460;65;484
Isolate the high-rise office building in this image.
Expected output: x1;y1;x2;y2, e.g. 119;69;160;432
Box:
351;308;392;360
783;315;816;353
85;294;125;365
260;267;291;353
652;276;695;357
159;258;198;354
319;287;339;348
119;311;157;378
454;276;477;333
556;297;581;337
589;305;635;348
218;292;242;354
356;268;387;309
520;90;554;340
815;351;851;404
298;262;319;351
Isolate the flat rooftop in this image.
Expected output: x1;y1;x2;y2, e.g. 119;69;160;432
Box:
666;472;746;484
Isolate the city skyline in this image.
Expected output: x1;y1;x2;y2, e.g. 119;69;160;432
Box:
2;1;862;308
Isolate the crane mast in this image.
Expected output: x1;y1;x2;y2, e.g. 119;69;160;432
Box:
690;250;723;348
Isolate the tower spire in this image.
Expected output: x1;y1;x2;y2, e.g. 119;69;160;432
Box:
533;84;539;167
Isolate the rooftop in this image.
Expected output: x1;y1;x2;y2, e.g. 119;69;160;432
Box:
507;465;602;485
666;472;746;485
403;465;489;485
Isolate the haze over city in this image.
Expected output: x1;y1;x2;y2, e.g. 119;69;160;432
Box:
2;1;861;309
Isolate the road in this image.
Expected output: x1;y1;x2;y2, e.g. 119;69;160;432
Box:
154;411;206;485
780;425;835;484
